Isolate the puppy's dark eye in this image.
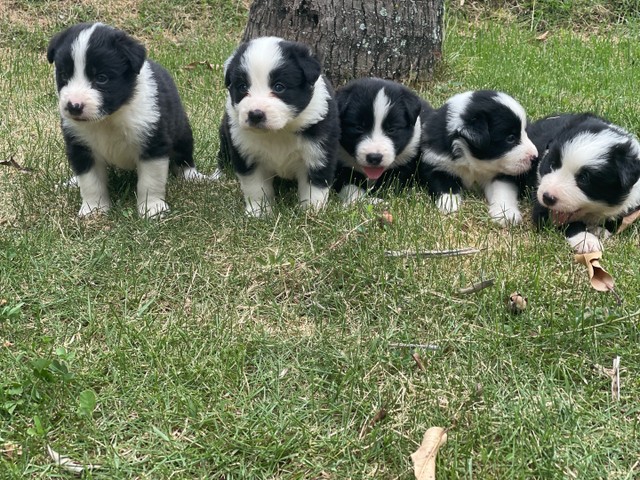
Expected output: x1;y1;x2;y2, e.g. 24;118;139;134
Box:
505;134;517;144
386;127;396;135
272;82;286;93
237;83;249;94
95;74;108;85
577;170;591;184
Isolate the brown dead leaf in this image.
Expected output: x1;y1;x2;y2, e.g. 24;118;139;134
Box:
411;427;447;480
617;208;640;233
412;352;426;371
359;407;387;439
574;251;614;292
536;31;550;41
1;442;22;459
184;61;215;70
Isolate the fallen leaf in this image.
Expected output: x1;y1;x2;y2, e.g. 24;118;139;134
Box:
184;60;215;70
536;31;550;41
359;407;387;438
574;251;614;292
412;352;426;371
411;427;447;480
47;445;101;475
1;442;22;459
616;208;640;233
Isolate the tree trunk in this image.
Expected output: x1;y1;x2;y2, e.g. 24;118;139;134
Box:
242;0;444;87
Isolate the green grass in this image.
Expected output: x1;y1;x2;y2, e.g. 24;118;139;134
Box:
1;1;640;478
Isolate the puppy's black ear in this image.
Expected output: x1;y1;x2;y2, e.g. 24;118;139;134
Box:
613;143;640;191
401;95;423;126
113;30;146;74
457;114;490;151
47;28;70;63
290;43;321;85
335;87;351;117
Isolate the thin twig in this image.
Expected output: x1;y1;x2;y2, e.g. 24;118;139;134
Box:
412;352;427;371
389;342;439;351
384;247;481;258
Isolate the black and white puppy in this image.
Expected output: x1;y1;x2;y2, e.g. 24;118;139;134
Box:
333;78;432;203
529;113;640;253
47;22;207;218
420;90;538;226
219;36;339;217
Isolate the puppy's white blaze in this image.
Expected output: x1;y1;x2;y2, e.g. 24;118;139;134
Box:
241;37;284;90
561;131;622;173
136;158;170;218
355;89;395;168
494;92;527;127
445;91;473;135
60;23;102;121
485;179;522;225
76;162;111;217
238;166;275;217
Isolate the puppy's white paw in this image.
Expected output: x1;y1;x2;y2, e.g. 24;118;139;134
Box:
138;199;170;219
245;200;272;218
78;202;110;218
568;231;604;253
489;205;522;227
436;193;461;214
179;167;222;182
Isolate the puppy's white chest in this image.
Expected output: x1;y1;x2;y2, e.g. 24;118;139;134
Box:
235;128;320;179
65;117;144;170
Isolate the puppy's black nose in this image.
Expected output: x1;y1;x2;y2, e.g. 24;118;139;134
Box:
66;101;84;116
366;153;383;166
247;109;266;125
542;192;557;207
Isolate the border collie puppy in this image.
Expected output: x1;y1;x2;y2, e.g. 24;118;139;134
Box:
529;113;640;253
333;78;433;203
47;22;208;219
219;36;339;217
419;90;538;226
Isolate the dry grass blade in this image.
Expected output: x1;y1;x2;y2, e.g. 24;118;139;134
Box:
458;279;495;295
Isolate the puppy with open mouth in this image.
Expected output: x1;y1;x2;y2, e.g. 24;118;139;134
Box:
529;113;640;253
333;78;432;203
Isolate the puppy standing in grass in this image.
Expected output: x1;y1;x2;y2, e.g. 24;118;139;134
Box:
529;113;640;253
219;36;339;217
48;22;208;219
420;90;538;226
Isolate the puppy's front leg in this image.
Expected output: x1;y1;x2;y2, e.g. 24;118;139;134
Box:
485;179;522;226
137;157;170;218
300;164;332;211
238;166;274;217
76;164;111;217
68;142;111;217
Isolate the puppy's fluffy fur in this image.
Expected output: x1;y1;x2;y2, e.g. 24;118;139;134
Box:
529;113;640;252
333;78;432;203
420;90;538;225
219;36;339;216
47;22;206;218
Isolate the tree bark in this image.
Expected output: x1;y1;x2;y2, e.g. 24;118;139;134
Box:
242;0;444;87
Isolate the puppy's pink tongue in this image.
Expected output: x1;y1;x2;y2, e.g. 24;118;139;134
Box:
550;210;574;225
362;166;386;180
